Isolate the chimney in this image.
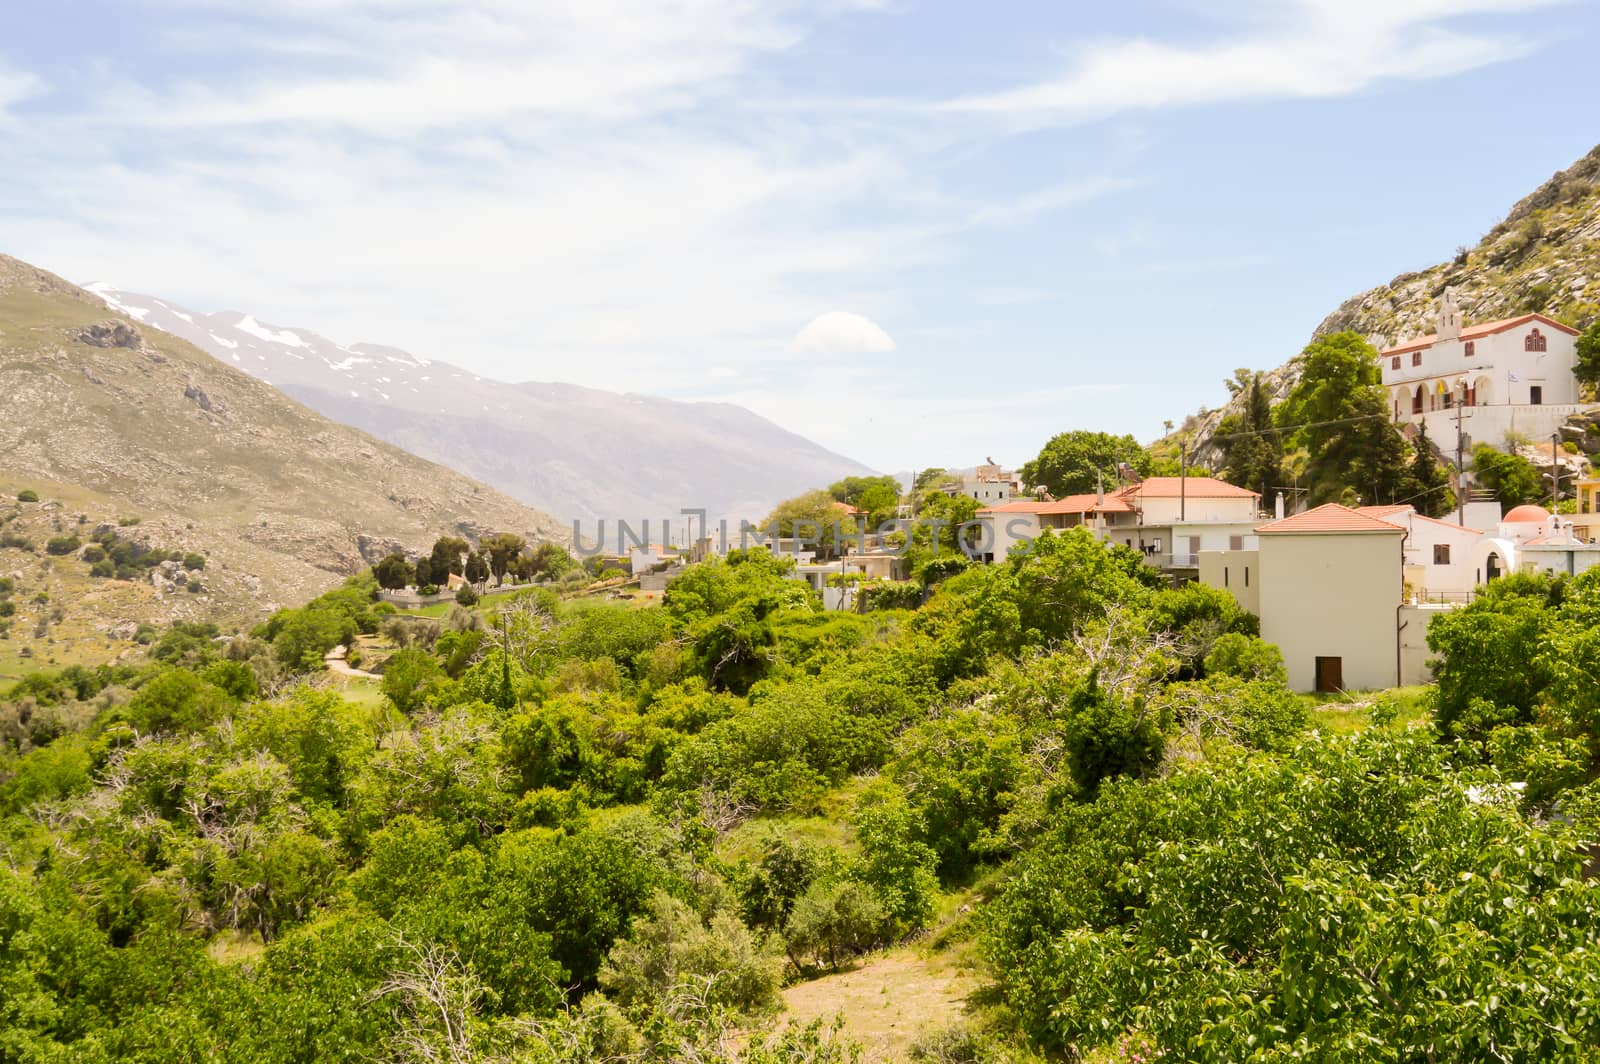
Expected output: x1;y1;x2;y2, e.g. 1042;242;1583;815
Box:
1275;492;1286;520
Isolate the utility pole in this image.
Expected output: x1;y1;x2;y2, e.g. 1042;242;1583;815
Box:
1179;440;1187;522
1455;383;1467;526
1552;431;1562;511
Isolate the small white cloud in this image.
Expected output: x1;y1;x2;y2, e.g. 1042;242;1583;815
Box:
793;311;896;355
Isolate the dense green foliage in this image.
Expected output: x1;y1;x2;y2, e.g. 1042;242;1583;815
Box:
1279;332;1438;507
2;536;1599;1061
1473;443;1545;510
1217;371;1284;502
1020;430;1151;498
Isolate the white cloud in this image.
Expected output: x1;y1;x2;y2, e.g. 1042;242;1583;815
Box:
942;0;1561;125
793;311;897;355
0;67;40;120
967;176;1142;228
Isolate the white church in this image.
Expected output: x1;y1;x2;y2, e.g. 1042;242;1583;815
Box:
1379;288;1587;445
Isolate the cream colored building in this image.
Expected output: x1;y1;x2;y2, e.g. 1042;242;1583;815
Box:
1205;503;1405;693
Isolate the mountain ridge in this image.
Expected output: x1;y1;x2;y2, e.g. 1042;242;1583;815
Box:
0;254;566;652
82;286;877;525
1176;144;1600;466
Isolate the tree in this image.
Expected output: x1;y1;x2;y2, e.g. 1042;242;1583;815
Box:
479;533;527;586
1217;373;1283;502
373;553;415;591
1408;419;1454;517
1278;332;1415;505
463;551;490;589
827;475;901;527
413;556;434;587
429;536;469;579
761;490;852;559
1576;319;1600;389
381;647;445;714
912;467;955;492
598;892;784;1016
1472;444;1542;510
1021;431;1151;498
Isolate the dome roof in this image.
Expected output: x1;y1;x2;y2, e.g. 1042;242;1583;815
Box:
1504;504;1552;524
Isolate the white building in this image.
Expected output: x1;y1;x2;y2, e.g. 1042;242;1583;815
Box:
1379;288;1587;446
1355;505;1486;600
974;476;1262;574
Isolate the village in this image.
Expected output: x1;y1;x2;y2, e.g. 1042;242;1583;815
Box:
498;294;1600;697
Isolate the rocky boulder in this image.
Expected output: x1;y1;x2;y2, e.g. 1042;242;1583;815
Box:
78;320;143;350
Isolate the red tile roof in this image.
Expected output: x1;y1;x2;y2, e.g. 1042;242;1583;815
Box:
976;494;1133;516
1380;313;1579;356
1117;476;1259;500
1256;502;1408;535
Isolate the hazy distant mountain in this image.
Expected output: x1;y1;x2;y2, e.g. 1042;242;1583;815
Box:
84;286;876;527
0;254;565;639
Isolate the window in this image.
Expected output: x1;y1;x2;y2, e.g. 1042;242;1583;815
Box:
1412;351;1423;367
1531;385;1543;405
1525;329;1547;352
1229;535;1244;550
1433;543;1451;565
1464;340;1475;357
1224;567;1230;588
1244;566;1250;587
1391;355;1401;369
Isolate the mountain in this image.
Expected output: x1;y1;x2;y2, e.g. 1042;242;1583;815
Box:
0;254;565;662
80;287;877;526
1176;144;1600;466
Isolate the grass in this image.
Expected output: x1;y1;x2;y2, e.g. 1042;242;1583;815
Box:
1307;684;1433;735
781;940;985;1063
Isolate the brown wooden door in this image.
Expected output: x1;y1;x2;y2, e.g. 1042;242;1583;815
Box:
1315;656;1343;693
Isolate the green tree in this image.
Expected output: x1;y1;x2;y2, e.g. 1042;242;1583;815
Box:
1408;418;1455;517
1278;331;1415;505
762;490;854;559
429;536;470;579
381;647;445;714
1576;319;1600;388
373;552;415;590
827;475;901;527
1217;373;1283;501
1472;443;1543;510
598;892;784;1015
479;532;527;586
464;550;490;588
1021;431;1151;498
853;782;939;928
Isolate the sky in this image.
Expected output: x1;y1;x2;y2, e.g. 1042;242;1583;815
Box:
3;0;1599;474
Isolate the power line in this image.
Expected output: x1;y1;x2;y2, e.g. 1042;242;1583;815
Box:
1203;411;1390;445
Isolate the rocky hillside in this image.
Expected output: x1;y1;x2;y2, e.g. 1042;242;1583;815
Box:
1178;144;1600;466
83;286;876;525
0;254;565;666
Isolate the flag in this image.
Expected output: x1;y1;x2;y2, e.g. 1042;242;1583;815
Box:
1508;370;1520;383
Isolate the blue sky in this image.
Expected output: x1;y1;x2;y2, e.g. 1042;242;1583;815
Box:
3;1;1598;474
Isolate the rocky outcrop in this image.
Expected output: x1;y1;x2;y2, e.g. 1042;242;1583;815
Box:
1170;144;1600;465
78;320;143;349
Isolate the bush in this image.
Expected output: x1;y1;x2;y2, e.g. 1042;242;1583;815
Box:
599;892;784;1015
117;515;140;526
454;584;479;607
417;584;440;597
784;880;884;971
0;602;12;618
16;490;38;503
0;532;35;551
859;582;922;612
45;535;81;556
182;553;206;571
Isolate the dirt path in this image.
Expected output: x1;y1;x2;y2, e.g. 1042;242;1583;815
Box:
324;647;379;679
781;950;981;1061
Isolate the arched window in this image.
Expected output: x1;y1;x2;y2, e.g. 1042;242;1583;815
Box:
1525;328;1547;352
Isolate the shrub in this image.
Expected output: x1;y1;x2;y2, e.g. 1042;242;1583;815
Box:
80;544;105;564
89;560;114;578
784;880;884;971
859;582;922;612
182;553;206;571
454;584;479;607
45;536;81;556
117;515;141;526
16;490;38;503
417;584;440;597
599;892;784;1015
0;602;13;618
0;532;35;551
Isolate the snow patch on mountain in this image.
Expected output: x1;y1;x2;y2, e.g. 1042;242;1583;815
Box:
236;315;307;348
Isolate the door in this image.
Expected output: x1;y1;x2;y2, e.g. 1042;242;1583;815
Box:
1315;656;1343;694
1530;385;1543;405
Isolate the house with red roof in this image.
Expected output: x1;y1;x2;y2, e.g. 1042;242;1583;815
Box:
973;475;1262;572
1379;287;1589;446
